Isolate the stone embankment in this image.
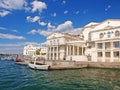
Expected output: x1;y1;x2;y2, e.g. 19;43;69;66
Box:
15;55;120;70
37;60;120;70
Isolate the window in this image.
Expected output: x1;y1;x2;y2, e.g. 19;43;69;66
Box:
88;32;91;41
57;39;59;44
114;41;120;48
54;40;55;45
114;51;119;57
115;31;120;37
107;32;111;38
98;43;103;49
98;52;102;57
87;45;92;49
99;33;104;38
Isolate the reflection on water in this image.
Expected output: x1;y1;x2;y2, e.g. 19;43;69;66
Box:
0;60;120;90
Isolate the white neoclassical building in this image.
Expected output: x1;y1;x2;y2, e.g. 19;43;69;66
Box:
83;19;120;62
46;32;87;61
23;43;47;58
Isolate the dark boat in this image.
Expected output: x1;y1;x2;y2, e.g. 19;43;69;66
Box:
14;55;22;62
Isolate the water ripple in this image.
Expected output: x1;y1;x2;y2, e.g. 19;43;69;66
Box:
0;60;120;90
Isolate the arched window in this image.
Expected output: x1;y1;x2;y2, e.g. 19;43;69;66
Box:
115;31;120;37
99;33;104;38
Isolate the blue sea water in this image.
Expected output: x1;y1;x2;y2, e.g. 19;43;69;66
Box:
0;60;120;90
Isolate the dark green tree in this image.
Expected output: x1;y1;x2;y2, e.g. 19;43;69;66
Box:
35;49;41;55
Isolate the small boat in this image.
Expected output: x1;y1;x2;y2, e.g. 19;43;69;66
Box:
28;58;50;70
14;55;23;62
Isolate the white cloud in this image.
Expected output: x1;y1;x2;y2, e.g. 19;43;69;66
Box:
0;27;7;30
28;21;82;36
0;10;10;17
0;43;23;47
31;0;47;13
27;16;47;26
0;0;28;17
26;16;40;22
38;21;47;26
0;0;27;10
0;33;25;39
105;5;111;11
47;22;56;29
27;29;38;34
51;12;56;17
38;30;52;36
64;10;68;14
75;11;80;14
83;9;88;14
12;30;18;33
55;21;73;31
62;0;66;4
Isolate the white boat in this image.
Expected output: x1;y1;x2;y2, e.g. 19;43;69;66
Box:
28;58;50;70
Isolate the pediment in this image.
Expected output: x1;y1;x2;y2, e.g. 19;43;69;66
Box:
93;19;120;30
47;32;64;39
103;26;113;29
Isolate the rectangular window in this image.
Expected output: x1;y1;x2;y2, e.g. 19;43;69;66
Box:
105;52;110;57
54;40;56;45
98;52;102;57
114;41;120;48
57;39;59;44
107;32;111;38
114;51;119;57
98;43;103;49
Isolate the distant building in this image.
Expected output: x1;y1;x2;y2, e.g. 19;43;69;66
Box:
83;19;120;62
46;32;87;61
23;43;47;59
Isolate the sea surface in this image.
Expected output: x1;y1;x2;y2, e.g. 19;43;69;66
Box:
0;60;120;90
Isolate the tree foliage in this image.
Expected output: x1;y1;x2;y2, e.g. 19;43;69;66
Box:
35;49;41;55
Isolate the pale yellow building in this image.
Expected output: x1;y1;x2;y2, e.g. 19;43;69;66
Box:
83;19;120;62
46;32;87;61
23;43;47;59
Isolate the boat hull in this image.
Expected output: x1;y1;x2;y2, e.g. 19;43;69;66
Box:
28;63;50;70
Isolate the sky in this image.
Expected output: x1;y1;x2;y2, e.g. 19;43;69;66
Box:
0;0;120;54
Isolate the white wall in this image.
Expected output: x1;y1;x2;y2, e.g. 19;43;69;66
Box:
91;28;120;41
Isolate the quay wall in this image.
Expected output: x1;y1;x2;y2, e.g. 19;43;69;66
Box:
19;55;120;70
38;60;120;70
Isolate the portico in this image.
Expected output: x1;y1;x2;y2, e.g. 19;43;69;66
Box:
66;41;87;61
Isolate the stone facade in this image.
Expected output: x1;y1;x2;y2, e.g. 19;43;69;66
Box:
46;32;87;61
23;43;47;59
83;19;120;62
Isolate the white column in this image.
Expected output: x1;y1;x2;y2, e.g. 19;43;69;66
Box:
73;45;75;56
70;45;71;55
82;46;83;56
66;45;68;56
102;42;105;62
47;47;49;60
93;42;98;62
56;46;58;60
53;47;54;60
49;47;51;60
77;46;79;55
110;42;114;62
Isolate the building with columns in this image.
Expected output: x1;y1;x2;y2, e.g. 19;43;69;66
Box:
46;32;87;61
83;19;120;62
